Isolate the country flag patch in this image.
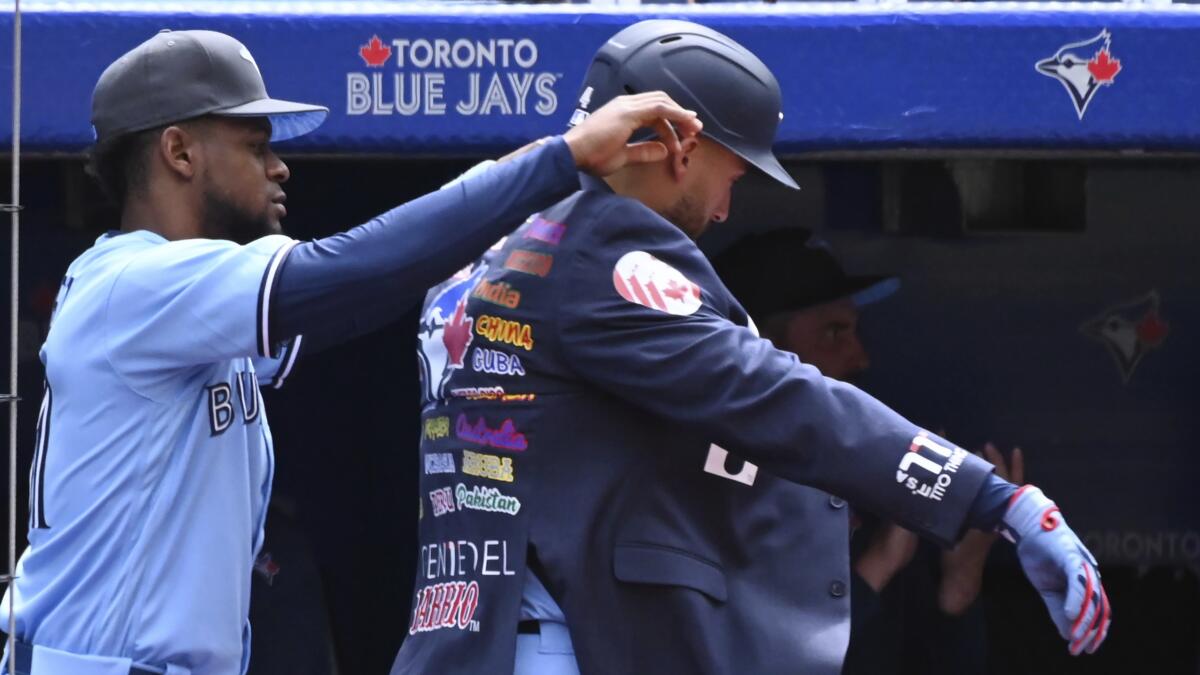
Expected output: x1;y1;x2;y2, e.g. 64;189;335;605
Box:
612;251;703;316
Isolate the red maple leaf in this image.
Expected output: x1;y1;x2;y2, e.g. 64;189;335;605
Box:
1136;310;1168;347
442;297;474;367
359;35;392;68
662;278;688;302
1088;48;1121;84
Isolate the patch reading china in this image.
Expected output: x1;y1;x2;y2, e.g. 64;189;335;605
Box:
475;315;534;351
1035;29;1121;120
612;251;703;316
1080;290;1169;384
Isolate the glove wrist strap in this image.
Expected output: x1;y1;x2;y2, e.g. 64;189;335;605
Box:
998;484;1059;544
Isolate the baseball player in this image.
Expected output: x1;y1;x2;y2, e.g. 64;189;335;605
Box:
394;20;1110;675
1;29;701;675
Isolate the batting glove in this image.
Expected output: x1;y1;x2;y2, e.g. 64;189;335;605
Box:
1000;485;1111;655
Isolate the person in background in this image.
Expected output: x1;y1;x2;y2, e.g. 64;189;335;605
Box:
713;228;1025;674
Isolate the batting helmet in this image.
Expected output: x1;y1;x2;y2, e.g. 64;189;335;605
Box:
570;19;797;189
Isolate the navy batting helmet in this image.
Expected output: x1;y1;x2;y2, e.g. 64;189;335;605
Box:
570;20;797;189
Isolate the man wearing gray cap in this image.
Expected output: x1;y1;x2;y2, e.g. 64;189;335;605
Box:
1;29;701;675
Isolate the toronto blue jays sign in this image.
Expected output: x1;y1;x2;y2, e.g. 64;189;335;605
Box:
5;6;1200;153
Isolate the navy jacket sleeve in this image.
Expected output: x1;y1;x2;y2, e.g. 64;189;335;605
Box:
553;196;993;546
268;137;578;351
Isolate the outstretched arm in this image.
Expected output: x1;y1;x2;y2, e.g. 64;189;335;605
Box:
265;93;703;355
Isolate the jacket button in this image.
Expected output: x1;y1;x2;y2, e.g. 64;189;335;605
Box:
828;496;846;509
829;580;846;598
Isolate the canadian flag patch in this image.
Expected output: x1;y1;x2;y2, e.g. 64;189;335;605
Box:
612;251;703;316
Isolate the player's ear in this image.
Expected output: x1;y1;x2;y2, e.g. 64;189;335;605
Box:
670;136;700;183
159;125;198;180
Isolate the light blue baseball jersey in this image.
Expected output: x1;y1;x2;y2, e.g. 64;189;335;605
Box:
3;230;301;675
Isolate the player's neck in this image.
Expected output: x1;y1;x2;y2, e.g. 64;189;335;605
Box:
119;191;204;241
603;166;679;222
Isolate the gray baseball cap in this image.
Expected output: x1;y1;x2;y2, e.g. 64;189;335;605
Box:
91;29;328;144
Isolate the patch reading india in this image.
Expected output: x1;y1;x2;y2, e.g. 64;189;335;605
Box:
612;251;703;316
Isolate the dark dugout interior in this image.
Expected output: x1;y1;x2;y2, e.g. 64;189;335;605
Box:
2;153;1197;674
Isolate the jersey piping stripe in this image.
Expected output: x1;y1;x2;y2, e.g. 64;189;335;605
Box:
257;240;299;358
272;334;303;390
31;385;51;529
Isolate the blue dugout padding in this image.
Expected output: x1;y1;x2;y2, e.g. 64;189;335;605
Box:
2;3;1200;155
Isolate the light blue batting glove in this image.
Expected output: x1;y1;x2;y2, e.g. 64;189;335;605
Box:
1000;485;1111;655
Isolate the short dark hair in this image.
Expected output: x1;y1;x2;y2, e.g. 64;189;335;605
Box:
84;126;161;209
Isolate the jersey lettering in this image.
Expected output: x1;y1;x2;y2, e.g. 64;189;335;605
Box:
208;384;234;435
237;372;260;424
703;444;758;487
208;371;266;435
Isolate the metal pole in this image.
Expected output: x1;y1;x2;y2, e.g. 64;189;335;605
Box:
7;0;22;667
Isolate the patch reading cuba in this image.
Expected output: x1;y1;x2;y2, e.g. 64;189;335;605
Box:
612;251;702;316
1080;290;1169;384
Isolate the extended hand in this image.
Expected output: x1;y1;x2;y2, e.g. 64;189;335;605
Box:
1003;485;1111;654
939;444;1024;615
854;521;919;593
563;92;703;176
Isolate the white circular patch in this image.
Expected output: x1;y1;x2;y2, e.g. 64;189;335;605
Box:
612;251;703;317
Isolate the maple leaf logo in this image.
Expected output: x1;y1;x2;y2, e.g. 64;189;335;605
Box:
1036;30;1121;120
359;35;392;68
1088;48;1121;84
662;278;687;302
1135;310;1168;347
442;296;474;368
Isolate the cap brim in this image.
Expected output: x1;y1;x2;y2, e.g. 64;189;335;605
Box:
745;149;800;190
213;98;329;142
709;136;799;190
847;275;900;307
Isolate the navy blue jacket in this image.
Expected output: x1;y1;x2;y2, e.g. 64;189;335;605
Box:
392;175;994;675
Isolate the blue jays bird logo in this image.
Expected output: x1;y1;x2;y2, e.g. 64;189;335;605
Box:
1079;290;1168;384
418;265;488;402
1036;30;1122;120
